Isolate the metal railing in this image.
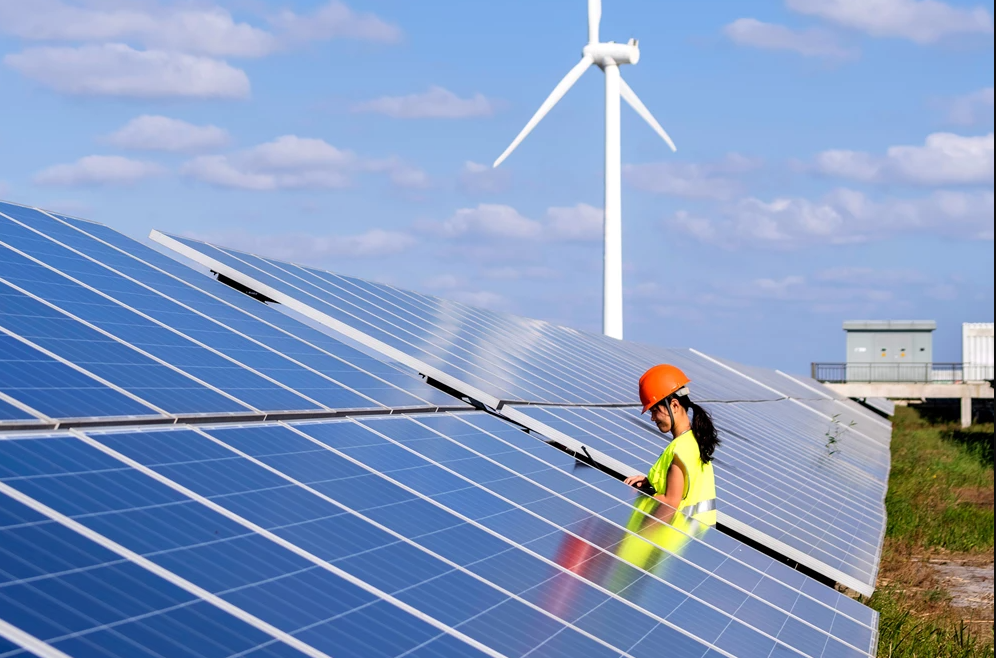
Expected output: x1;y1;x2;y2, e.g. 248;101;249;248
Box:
811;362;971;384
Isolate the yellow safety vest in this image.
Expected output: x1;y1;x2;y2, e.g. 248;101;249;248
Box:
608;431;717;589
645;429;717;527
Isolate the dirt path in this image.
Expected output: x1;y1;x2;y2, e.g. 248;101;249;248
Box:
876;543;995;640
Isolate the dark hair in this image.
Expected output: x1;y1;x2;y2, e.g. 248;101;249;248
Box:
676;396;720;463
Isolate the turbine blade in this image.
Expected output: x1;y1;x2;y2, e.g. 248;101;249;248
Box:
493;55;593;168
619;77;677;152
588;0;601;43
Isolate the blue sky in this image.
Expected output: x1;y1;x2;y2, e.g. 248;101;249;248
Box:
0;0;992;372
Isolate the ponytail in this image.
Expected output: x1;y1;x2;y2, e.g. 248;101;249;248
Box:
678;397;720;463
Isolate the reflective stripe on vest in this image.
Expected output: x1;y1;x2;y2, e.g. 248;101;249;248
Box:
678;498;716;519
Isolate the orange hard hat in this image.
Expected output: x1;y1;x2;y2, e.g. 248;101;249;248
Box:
639;364;691;413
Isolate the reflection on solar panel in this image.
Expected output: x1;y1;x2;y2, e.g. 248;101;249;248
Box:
154;231;888;596
0;201;885;657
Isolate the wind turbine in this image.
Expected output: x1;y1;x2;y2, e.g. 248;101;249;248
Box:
493;0;676;340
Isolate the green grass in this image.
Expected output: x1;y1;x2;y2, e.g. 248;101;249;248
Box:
874;597;994;658
884;407;994;552
864;406;994;657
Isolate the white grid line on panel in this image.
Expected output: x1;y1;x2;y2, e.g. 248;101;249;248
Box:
445;412;877;633
74;431;511;658
690;349;886;450
150;231;504;411
500;404;880;597
0;477;333;658
0;390;50;425
399;415;874;652
283;263;584;404
0;264;256;415
187;425;647;658
352;416;870;657
774;371;893;434
220;246;540;403
43;212;445;411
0;617;73;658
292;264;638;405
288;419;803;658
0;313;168;420
0;237;325;414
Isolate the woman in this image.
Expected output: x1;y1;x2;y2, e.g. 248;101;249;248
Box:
623;364;720;527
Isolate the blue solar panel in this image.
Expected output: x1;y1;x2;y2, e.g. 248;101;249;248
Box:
0;324;162;424
0;202;462;425
0;429;696;658
0;476;320;658
0;398;34;423
507;403;888;594
154;232;889;595
0;200;884;657
118;417;875;656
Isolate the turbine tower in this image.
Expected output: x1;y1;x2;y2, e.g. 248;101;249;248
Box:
493;0;676;340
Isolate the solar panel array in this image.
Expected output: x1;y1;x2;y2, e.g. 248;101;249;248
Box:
0;202;460;430
154;231;889;596
0;200;886;658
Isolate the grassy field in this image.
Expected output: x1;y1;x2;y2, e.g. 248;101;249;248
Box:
863;406;994;658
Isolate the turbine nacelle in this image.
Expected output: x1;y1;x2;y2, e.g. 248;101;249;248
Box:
583;39;640;67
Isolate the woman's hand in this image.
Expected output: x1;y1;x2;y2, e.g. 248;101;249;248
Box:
623;474;648;488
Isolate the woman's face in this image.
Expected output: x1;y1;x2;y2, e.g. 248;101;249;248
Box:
650;400;673;434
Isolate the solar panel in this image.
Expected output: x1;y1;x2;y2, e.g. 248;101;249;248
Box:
153;232;888;595
0;200;885;657
507;403;887;594
0;202;462;427
0;413;879;657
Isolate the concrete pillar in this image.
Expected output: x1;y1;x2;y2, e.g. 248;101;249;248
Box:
960;396;972;428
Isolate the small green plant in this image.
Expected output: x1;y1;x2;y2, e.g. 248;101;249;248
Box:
824;413;855;456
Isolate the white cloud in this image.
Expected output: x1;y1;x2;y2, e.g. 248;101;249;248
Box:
723;18;855;59
417;203;604;242
624;153;761;199
4;44;250;99
787;0;994;43
420;204;543;239
241;135;354;171
106;115;230;153
946;87;995;125
545;203;603;241
270;1;401;45
813;133;994;185
185;228;415;262
362;157;431;189
33;155;165;186
667;188;994;249
0;1;399;57
459;160;510;194
352;86;496;119
181;135;424;191
816;266;926;285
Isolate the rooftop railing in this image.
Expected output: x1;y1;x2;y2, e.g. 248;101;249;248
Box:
810;362;992;384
